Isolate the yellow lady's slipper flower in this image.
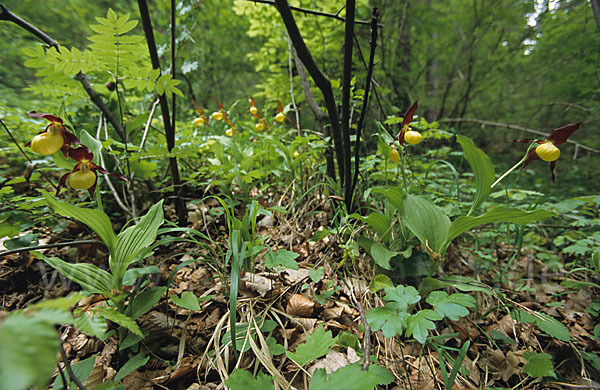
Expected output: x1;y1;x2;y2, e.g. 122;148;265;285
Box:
516;121;583;182
26;113;80;157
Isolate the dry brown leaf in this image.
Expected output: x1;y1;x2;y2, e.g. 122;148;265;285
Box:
242;273;274;297
286;294;314;317
479;348;522;382
308;350;350;375
283;268;310;284
321;304;344;320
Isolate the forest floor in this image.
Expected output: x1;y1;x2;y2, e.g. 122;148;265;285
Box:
1;189;599;390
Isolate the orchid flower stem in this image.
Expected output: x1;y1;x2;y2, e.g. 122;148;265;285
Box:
491;142;537;188
400;150;407;192
95;184;103;212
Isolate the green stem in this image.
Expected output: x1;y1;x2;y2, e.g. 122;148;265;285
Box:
400;151;408;192
491;142;536;188
95;183;103;212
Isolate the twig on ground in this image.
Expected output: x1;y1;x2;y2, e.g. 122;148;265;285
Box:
0;240;102;258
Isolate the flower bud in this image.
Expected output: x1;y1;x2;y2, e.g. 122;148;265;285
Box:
275;112;285;123
225;128;234;137
293;150;300;158
390;148;400;163
255;121;265;131
249;106;258;115
404;130;422;145
535;142;560;162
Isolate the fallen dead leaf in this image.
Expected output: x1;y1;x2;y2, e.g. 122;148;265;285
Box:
286;294;314;317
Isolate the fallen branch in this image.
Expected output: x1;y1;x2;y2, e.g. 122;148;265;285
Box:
439;117;599;154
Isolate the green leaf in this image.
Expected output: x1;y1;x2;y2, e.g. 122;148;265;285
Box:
265;337;285;356
456;135;495;215
370;242;398;270
442;207;554;255
74;310;108;338
97;307;143;336
350;212;391;240
42;190;116;254
113;201;164;281
126;286;166;319
402;194;450;254
40;255;113;295
371;186;404;211
309;363;381;390
170;291;201;311
533;312;571;341
53;354;96;390
265;249;299;270
122;265;160;285
79;130;102;165
366;307;409;338
225;369;274;390
523;352;556;378
114;353;149;382
367;364;395;385
384;285;421;312
406;309;443;344
309;267;324;283
29;292;86;310
426;291;476;321
286;325;337;367
0;313;60;390
369;274;395;292
117;20;138;35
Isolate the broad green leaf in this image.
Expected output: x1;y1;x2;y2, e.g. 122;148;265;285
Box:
119;333;144;351
402;194;450;254
367;364;395;385
286;325;337;367
53;354;96;390
97;307;142;336
114;353;149;382
26;308;73;325
512;309;569;340
441;207;554;255
523;352;556;378
309;267;324;283
265;337;285;357
406;309;442;344
384;285;421;312
0;313;60;390
371;186;404;211
42;190;116;253
122;265;160;285
366;307;409;338
426;291;475;321
533;312;571;341
456;135;495;215
79;130;102;165
74;310;108;338
126;286;166;319
225;369;274;390
370;242;398;270
170;291;201;311
113;200;164;281
350;212;391;240
265;249;299;270
309;363;381;390
40;255;113;295
369;274;395;292
30;292;85;310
